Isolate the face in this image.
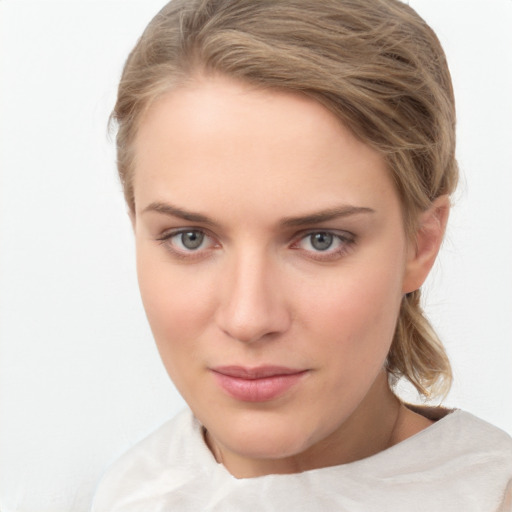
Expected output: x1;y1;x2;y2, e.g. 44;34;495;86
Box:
132;76;416;476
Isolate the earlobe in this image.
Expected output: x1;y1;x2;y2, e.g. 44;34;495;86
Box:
402;195;450;294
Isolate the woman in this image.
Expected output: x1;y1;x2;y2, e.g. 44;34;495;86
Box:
92;0;512;510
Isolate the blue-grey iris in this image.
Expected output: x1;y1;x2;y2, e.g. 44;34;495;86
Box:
311;232;333;251
181;231;204;249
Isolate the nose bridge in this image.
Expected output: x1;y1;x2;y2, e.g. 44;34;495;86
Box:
216;243;289;343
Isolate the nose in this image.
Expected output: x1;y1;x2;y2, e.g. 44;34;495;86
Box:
215;248;291;344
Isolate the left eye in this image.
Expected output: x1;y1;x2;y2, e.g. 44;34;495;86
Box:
295;231;351;253
175;230;206;250
307;232;335;251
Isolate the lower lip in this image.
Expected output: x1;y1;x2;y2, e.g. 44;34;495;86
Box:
211;371;308;402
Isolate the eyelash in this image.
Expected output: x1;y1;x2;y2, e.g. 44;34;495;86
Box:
156;228;356;262
156;229;219;261
290;230;356;261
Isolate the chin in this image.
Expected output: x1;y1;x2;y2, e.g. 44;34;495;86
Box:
206;408;322;461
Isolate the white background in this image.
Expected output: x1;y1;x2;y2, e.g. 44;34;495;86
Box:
1;1;511;511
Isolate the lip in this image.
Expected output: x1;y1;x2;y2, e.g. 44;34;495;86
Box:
210;365;308;402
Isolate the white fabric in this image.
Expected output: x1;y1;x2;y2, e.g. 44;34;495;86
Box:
92;408;512;511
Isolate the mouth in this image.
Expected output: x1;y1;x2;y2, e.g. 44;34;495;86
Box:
210;365;309;402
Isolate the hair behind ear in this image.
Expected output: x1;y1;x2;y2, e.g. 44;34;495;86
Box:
387;289;452;399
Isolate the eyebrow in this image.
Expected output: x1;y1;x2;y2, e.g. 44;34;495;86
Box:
142;202;218;226
142;201;375;227
280;206;375;227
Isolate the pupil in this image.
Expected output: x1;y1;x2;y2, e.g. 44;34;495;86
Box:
311;232;333;251
181;231;204;250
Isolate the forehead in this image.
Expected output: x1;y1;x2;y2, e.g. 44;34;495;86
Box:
133;76;398;221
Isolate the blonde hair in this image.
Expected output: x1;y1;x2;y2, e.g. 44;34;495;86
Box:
112;0;458;399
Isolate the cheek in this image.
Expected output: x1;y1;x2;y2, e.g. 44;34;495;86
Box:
298;255;405;368
136;246;214;362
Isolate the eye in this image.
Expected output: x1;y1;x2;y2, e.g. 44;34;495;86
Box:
175;230;206;250
157;228;218;258
291;230;355;260
308;232;335;251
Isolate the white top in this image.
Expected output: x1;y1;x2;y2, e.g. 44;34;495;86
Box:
92;408;512;512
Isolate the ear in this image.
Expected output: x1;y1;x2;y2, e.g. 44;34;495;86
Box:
402;195;450;294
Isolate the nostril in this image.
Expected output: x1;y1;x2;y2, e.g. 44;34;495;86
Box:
214;255;292;343
215;294;291;344
218;316;279;344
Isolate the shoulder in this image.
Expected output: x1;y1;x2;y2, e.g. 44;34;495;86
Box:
313;409;512;510
436;409;512;458
389;408;512;472
430;410;512;509
91;408;212;512
369;409;512;510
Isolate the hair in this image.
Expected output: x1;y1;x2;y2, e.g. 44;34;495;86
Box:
111;0;458;399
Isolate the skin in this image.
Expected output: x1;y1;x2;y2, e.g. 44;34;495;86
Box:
131;75;448;478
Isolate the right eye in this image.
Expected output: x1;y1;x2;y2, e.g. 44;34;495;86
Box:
157;229;218;258
173;230;206;250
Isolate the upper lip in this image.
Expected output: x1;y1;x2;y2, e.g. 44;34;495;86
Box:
211;365;306;379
